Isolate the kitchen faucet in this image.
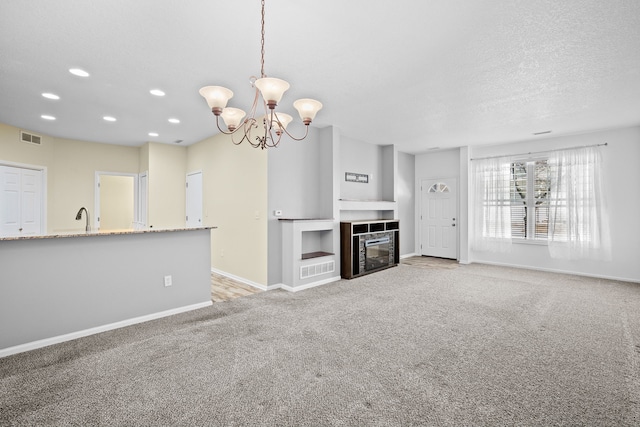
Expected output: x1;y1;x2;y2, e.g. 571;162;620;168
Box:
75;207;91;232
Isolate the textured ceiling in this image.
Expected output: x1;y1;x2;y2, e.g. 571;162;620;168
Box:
1;0;639;154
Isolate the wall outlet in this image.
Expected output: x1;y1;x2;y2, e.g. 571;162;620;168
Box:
164;275;172;287
220;249;224;258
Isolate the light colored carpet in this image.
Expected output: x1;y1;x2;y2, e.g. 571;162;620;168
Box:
1;263;639;426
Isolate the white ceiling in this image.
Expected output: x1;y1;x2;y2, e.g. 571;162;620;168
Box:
1;0;639;154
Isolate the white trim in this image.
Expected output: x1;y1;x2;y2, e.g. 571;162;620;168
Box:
471;260;638;284
280;275;342;292
0;301;212;359
210;269;342;292
400;252;417;259
211;268;268;291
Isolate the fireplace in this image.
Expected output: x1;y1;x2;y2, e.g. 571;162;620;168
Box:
365;236;390;271
340;220;399;279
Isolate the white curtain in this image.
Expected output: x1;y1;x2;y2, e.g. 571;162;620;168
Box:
547;146;612;260
472;157;512;252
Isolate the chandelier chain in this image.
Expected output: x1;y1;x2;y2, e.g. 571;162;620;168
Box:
260;0;266;78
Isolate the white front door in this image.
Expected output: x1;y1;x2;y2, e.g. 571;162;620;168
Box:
186;171;203;228
0;166;42;237
421;178;457;259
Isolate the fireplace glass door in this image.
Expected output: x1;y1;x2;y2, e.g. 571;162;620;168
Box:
365;236;390;271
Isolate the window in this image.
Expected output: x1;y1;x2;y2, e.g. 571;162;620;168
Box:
472;146;611;260
509;160;551;241
428;182;449;193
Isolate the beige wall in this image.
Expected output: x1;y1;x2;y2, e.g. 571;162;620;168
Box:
187;133;268;286
1;122;269;285
0;123;139;233
51;138;139;232
147;143;187;229
100;175;135;230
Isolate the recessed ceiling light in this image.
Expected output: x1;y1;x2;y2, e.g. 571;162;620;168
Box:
103;116;117;122
148;132;159;137
42;93;60;100
41;115;56;120
150;89;165;97
69;68;90;77
168;118;180;124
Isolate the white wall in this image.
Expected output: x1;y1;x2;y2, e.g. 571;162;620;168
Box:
468;126;640;282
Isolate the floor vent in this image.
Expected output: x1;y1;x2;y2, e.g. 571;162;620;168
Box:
300;260;335;280
21;131;42;145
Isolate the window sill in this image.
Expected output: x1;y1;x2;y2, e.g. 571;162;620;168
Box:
512;238;548;246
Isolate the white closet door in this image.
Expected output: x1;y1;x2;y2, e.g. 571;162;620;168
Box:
186;171;203;228
0;166;42;237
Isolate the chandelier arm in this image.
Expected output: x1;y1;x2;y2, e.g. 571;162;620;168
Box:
280;124;310;141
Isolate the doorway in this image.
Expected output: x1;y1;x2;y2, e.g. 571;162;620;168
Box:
95;172;138;232
420;178;457;259
186;171;203;228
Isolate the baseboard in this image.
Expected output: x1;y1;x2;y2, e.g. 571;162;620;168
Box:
472;260;639;283
0;301;212;359
211;268;268;291
280;275;342;293
400;253;417;259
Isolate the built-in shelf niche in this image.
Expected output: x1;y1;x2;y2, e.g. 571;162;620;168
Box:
280;219;340;290
301;229;334;259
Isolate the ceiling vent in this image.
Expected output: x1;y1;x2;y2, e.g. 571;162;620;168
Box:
20;131;42;145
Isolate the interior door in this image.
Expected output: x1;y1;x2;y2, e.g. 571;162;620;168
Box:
421;178;457;259
186;171;203;228
0;166;42;237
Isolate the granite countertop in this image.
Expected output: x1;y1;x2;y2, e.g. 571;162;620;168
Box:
277;218;334;222
0;227;216;242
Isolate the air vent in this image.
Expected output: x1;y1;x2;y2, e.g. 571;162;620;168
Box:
20;131;42;145
300;260;335;280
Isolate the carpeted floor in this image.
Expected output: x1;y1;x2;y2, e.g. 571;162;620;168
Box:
1;263;639;426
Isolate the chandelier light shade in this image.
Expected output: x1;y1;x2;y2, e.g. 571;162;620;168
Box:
199;0;322;149
199;86;234;115
255;77;290;108
293;98;323;125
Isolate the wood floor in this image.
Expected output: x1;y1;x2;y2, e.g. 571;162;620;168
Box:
401;256;459;269
211;272;262;302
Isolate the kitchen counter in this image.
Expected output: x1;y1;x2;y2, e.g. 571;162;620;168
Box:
0;226;215;241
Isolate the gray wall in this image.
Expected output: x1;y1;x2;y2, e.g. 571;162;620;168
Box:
340;136;384;201
398;151;416;256
0;229;211;352
267;126;333;286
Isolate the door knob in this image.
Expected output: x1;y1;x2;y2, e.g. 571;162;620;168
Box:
452;218;456;221
19;227;23;232
452;224;456;227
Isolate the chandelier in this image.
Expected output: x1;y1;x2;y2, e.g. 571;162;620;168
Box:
199;0;323;149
